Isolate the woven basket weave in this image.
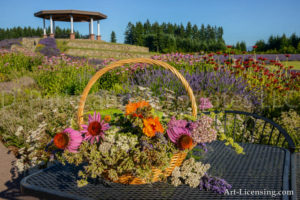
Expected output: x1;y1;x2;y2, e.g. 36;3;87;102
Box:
77;58;198;184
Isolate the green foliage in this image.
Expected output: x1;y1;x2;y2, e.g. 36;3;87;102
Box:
254;33;300;53
110;31;117;43
0;26;82;40
85;108;123;121
275;110;300;151
33;64;98;95
56;40;69;52
124;20;226;53
0;52;42;80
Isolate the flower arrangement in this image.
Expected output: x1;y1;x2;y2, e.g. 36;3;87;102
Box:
45;58;246;194
46;97;243;194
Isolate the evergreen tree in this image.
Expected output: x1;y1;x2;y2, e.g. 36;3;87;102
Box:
124;22;134;44
191;24;198;40
144;19;151;34
240;41;247;51
185;22;192;38
135;22;144;45
111;31;117;43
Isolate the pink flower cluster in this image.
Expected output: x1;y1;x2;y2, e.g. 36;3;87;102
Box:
198;98;213;110
192;115;217;143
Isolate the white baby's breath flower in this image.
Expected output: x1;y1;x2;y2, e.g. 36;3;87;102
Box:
15;159;25;172
15;126;24;137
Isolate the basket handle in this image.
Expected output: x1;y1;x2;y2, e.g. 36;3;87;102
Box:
77;58;197;127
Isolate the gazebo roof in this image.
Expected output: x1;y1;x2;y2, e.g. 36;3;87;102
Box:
34;10;107;22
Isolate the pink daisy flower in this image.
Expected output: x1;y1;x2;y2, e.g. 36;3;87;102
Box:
81;112;110;144
53;128;83;153
166;117;192;143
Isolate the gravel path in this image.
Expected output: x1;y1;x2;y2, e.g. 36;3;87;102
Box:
0;142;39;200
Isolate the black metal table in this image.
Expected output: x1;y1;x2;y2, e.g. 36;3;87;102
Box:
21;141;294;200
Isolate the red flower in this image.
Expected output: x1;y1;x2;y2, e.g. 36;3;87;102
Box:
226;45;232;48
213;67;218;71
252;45;258;49
285;54;291;58
216;51;221;55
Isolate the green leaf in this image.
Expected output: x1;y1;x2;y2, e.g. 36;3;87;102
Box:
152;109;164;119
85;108;123;121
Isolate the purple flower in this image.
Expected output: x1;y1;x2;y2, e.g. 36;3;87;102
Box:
80;112;110;144
199;174;232;194
199;98;213;110
167;117;192;143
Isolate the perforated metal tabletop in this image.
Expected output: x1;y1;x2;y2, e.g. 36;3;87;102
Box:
21;141;293;200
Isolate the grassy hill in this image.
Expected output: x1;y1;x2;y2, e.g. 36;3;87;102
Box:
56;39;156;59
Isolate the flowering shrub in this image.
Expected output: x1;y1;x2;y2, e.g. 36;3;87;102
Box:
36;38;60;57
0;38;22;49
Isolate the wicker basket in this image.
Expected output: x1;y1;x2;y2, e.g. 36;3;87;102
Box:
77;58;198;184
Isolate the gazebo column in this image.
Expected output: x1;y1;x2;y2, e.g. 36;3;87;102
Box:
89;17;94;40
49;15;54;38
70;15;75;40
97;20;101;41
43;18;47;38
53;21;55;36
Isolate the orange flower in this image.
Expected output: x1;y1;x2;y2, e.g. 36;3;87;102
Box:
143;117;164;137
104;115;111;122
125;101;150;117
178;135;193;150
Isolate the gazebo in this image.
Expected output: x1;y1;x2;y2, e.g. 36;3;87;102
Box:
34;10;107;40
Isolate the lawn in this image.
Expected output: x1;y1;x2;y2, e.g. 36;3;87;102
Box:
286;61;300;70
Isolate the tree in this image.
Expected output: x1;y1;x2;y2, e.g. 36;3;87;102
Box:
240;41;247;51
123;20;225;53
110;31;116;43
185;22;192;38
135;22;144;45
191;24;198;40
124;22;134;44
255;40;266;52
144;19;151;34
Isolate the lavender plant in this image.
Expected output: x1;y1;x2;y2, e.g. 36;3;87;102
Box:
36;38;60;57
129;68;260;108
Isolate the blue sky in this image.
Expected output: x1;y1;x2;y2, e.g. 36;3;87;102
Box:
0;0;299;46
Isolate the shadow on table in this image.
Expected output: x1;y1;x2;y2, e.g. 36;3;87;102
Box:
0;164;40;200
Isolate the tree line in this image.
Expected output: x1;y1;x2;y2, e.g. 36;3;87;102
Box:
255;33;300;53
124;20;226;53
0;26;82;40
